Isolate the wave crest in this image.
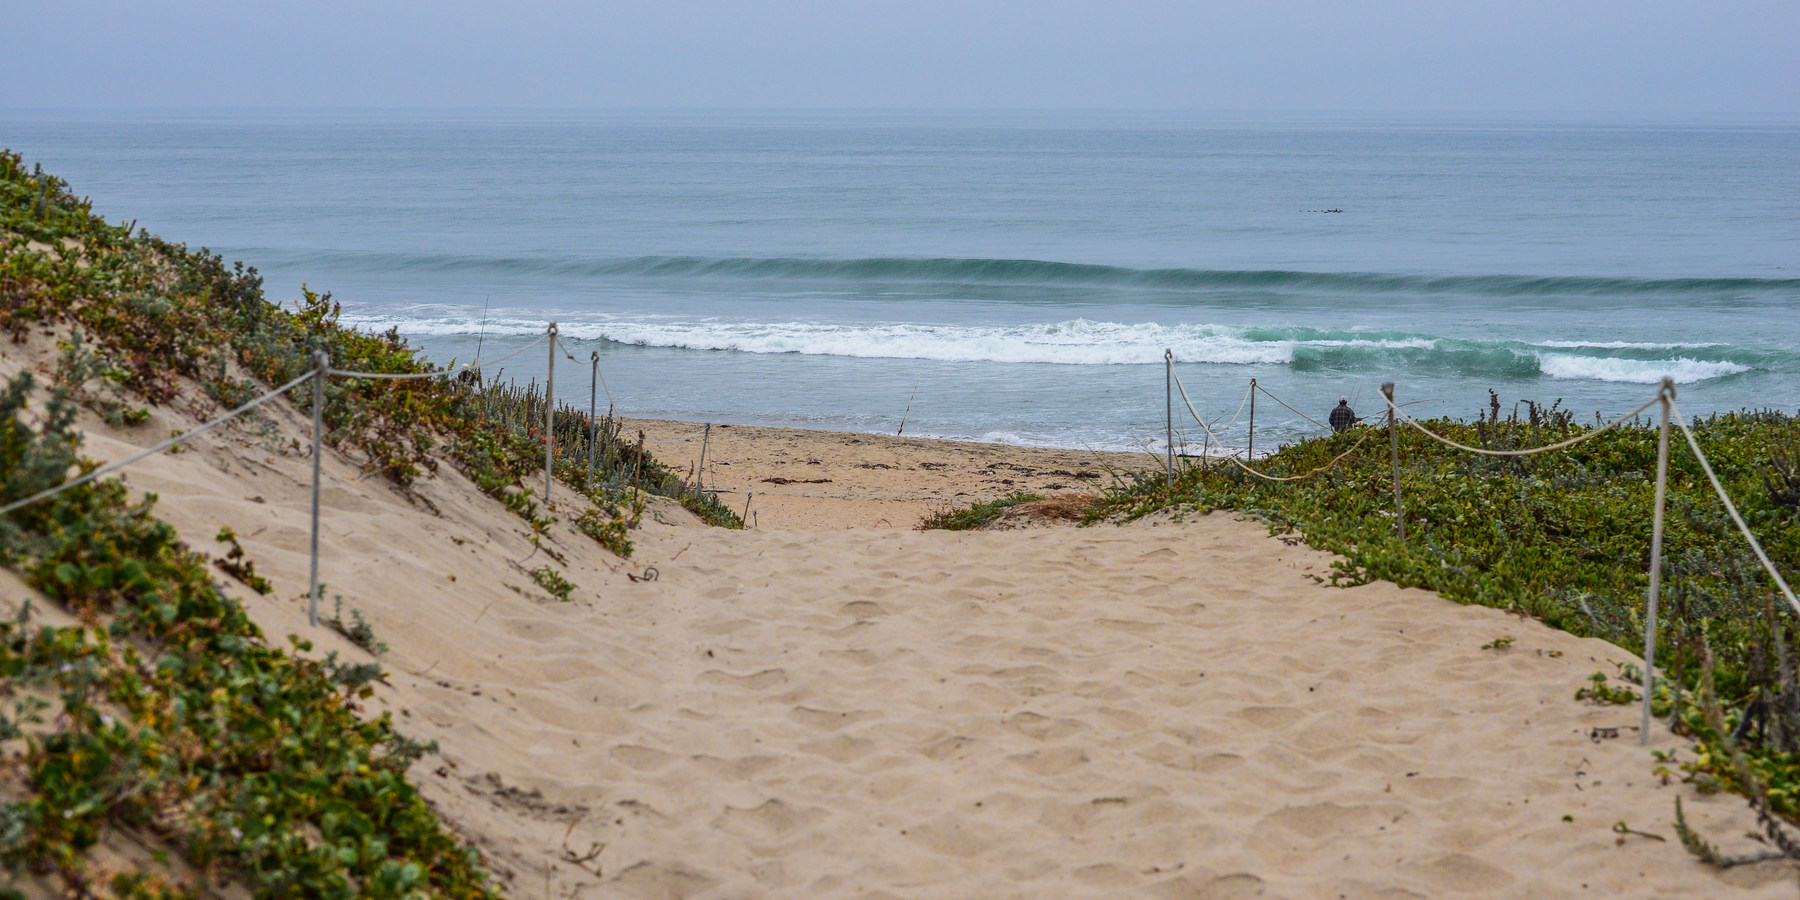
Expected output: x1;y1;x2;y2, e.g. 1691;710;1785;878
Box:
272;250;1800;298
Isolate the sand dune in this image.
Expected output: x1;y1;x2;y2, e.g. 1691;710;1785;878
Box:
3;336;1793;897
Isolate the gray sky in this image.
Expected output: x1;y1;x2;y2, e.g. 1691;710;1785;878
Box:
9;1;1798;116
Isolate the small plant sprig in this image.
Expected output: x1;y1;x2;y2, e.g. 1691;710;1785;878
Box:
1576;672;1639;705
328;594;389;656
531;564;576;602
212;525;272;595
576;507;634;558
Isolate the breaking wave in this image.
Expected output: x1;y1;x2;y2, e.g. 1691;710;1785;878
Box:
342;311;1769;385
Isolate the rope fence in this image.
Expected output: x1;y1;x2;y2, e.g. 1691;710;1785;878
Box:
0;324;596;628
1162;350;1797;745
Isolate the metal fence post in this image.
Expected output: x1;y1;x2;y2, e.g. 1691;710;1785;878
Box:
1248;377;1256;460
698;423;711;493
308;349;328;628
1164;350;1173;489
587;352;599;493
1383;381;1404;541
545;323;557;506
1642;377;1676;745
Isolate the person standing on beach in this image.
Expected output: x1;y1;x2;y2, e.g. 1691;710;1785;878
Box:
1329;397;1359;432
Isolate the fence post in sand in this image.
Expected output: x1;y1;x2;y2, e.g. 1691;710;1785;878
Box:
545;323;557;506
587;352;599;493
742;491;753;525
1642;377;1676;745
1383;382;1405;541
1164;350;1173;489
308;349;328;628
698;423;712;493
1248;377;1256;460
634;430;645;503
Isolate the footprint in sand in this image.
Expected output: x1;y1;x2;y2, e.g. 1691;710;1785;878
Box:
699;668;790;690
1003;710;1091;742
1257;801;1398;842
609;744;675;771
800;733;876;763
609;861;715;900
687;754;780;780
918;733;977;761
789;705;881;731
838;600;886;620
713;798;825;842
1230;705;1306;730
1008;745;1090;776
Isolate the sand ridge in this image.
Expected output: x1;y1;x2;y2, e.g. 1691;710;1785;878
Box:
0;332;1792;898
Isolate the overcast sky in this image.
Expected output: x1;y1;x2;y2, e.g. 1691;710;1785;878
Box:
8;1;1798;116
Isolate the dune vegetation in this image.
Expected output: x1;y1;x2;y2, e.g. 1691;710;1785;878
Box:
0;151;735;897
1076;394;1800;855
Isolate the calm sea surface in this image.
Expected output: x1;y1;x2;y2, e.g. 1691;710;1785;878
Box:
6;111;1798;451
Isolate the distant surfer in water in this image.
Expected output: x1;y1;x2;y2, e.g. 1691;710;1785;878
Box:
1329;397;1360;432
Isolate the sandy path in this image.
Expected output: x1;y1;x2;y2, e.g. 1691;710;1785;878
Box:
406;518;1792;899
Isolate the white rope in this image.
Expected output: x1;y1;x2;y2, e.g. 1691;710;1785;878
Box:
1171;368;1372;482
592;354;614;408
1206;382;1254;434
0;368;317;516
327;367;449;380
554;333;616;409
1668;399;1800;618
1255;383;1330;431
1384;393;1660;458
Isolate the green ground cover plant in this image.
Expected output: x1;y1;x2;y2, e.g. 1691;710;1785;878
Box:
917;492;1045;531
0;369;493;898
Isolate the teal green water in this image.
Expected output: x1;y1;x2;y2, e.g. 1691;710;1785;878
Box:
6;111;1797;451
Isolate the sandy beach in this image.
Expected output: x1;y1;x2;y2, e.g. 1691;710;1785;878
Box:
3;326;1794;897
625;418;1140;530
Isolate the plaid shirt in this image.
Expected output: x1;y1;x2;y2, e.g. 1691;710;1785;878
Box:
1329;404;1358;432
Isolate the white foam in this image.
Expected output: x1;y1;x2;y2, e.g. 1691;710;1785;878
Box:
1538;354;1748;384
547;317;1297;366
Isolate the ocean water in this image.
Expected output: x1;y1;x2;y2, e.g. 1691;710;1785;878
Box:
6;111;1798;453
